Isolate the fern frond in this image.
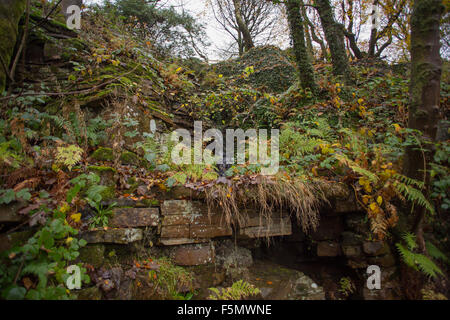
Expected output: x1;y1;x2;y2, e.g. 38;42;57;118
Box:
396;236;445;279
402;232;418;251
393;182;435;215
335;154;379;183
396;243;418;270
393;173;425;189
208;280;260;300
414;254;444;278
426;241;449;264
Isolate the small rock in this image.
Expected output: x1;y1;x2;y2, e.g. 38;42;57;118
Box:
0;201;27;223
368;253;396;267
170;243;214;266
76;286;103;300
317;241;342;257
363;241;390;256
342;245;362;257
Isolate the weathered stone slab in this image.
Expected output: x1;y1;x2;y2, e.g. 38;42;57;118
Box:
160;238;207;246
103;198;160;208
363;241;390;256
0;201;27;223
170;244;214;266
110;208;159;228
368;253;396;267
162;213;224;226
239;216;292;238
241;210;290;228
0;230;34;253
190;225;232;238
162;215;192;226
152;186;206;200
342;245;362;257
160;200;209;216
80;228;143;244
317;241;342;257
160;200;231;244
160;225;190;239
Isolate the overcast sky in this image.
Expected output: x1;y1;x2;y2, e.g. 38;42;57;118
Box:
85;0;288;61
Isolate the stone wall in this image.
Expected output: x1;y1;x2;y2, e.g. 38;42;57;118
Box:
0;185;400;300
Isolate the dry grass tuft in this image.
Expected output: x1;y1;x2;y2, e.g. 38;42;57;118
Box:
205;174;329;234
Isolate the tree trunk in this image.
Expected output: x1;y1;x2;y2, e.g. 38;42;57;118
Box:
0;0;27;92
302;7;328;62
314;0;351;79
301;6;315;60
368;0;379;57
232;0;254;52
285;0;318;94
403;0;443;251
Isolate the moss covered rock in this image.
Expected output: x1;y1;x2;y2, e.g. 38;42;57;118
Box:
87;166;117;200
0;0;27;92
91;147;113;162
76;286;103;300
120;151;141;166
78;244;105;268
214;46;296;93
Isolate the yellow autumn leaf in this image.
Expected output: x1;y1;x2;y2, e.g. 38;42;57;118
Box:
362;195;371;204
377;196;383;206
359;177;368;186
369;202;378;212
66;237;73;244
60;203;70;213
71;213;81;223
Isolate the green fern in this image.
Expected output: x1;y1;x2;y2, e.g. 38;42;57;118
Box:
393;173;425;189
403;232;418;250
55;145;83;170
279;128;323;157
208;280;260;300
396;233;444;278
393;182;435;214
396;243;418;269
426;241;449;264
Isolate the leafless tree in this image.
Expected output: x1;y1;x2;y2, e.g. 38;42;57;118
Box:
208;0;283;56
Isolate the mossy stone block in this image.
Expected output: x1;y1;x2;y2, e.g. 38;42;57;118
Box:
91;147;113;162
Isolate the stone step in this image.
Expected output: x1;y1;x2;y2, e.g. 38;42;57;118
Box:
110;207;159;228
80;228;143;244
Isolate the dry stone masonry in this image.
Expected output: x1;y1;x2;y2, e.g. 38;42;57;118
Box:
1;185;399;299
